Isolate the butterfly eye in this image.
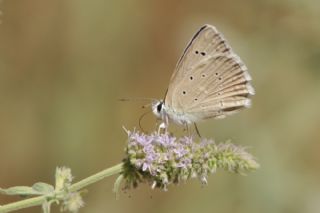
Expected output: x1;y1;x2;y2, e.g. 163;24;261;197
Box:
182;91;186;95
189;76;193;80
157;102;162;112
195;51;199;54
194;98;198;101
215;73;218;75
200;52;206;56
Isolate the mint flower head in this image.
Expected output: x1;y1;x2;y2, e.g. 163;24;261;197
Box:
121;129;259;191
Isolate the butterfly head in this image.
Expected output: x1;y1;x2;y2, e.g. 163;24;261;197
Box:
152;100;165;119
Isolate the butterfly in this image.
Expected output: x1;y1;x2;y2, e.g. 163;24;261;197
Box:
151;24;255;135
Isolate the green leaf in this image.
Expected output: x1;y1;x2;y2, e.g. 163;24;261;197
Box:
32;182;54;194
0;186;42;196
0;183;54;197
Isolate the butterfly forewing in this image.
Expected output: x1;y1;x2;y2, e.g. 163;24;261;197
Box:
167;25;232;92
164;25;254;122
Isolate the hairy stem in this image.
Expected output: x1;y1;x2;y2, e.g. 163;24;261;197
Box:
0;163;124;213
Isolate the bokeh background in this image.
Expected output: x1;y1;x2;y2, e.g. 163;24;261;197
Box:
1;0;320;212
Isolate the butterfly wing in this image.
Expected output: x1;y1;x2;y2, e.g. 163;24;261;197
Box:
164;25;254;121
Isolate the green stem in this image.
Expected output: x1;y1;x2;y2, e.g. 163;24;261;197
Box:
0;163;124;213
69;163;123;192
0;196;47;213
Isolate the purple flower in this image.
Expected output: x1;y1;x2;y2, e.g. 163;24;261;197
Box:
123;129;259;190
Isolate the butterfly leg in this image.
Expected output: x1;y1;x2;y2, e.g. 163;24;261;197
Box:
157;115;169;134
194;123;201;138
183;123;189;135
182;122;194;137
158;122;167;134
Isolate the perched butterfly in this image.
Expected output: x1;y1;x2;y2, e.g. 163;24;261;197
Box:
152;24;254;134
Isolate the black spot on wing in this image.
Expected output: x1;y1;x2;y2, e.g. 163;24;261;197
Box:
176;25;208;67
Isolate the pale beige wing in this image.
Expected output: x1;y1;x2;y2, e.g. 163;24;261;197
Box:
165;24;233;107
176;54;254;120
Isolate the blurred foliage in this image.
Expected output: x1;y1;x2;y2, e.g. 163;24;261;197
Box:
0;0;319;213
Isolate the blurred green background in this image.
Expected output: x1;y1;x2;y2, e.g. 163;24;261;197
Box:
1;0;320;213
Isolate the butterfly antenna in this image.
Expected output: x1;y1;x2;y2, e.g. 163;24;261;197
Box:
141;102;153;109
119;97;157;102
119;97;155;109
139;110;152;132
